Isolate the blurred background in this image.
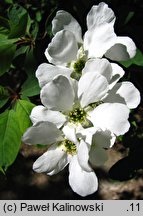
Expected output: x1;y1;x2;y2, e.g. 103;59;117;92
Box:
0;0;143;199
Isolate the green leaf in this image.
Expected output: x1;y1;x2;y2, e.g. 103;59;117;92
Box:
36;10;42;22
117;135;123;142
20;94;30;101
30;22;39;39
8;4;28;38
0;16;10;29
21;47;40;97
0;28;9;38
131;121;137;128
15;99;35;134
0;166;5;174
0;86;9;108
24;47;37;72
26;15;33;35
0;97;9;109
13;45;29;59
0;86;9;96
120;49;143;68
0;110;22;171
21;75;40;97
124;12;134;25
5;0;13;3
0;39;16;76
0;36;17;44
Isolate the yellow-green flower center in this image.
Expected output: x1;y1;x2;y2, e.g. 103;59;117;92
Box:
73;58;85;74
62;139;76;155
69;108;86;123
89;101;103;109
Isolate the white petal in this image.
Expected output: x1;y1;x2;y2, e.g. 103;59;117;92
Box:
69;155;98;196
52;10;82;43
109;63;125;89
47;154;68;175
71;78;78;103
78;127;97;145
41;75;74;112
36;63;72;88
82;58;112;83
87;2;115;30
103;82;141;109
45;30;78;65
92;129;116;149
77;139;92;172
88;103;130;136
105;36;136;61
33;143;67;173
89;145;108;166
79;129;115;166
84;23;116;58
78;127;115;147
78;72;109;107
62;124;79;145
30;105;66;128
22;121;63;145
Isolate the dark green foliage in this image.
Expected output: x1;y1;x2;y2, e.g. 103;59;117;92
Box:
0;110;22;172
0;1;55;171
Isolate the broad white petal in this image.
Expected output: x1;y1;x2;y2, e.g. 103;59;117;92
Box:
30;105;66;128
103;82;141;109
52;10;82;43
41;75;74;112
84;23;116;58
77;139;92;172
69;155;98;196
78;127;115;147
82;58;112;83
79;129;115;166
87;2;115;30
62;124;79;145
88;103;130;136
109;63;125;89
89;145;108;166
33;143;67;173
36;63;72;88
47;154;68;175
78;72;109;107
92;129;116;149
78;127;97;145
22;121;63;145
45;30;78;65
105;36;136;61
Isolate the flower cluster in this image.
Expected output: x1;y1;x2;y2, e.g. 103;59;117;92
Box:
22;2;140;197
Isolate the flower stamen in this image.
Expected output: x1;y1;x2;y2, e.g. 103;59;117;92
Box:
69;108;86;123
73;58;85;74
62;139;77;155
88;101;103;110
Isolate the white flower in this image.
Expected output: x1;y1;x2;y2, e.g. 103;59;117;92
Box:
78;127;116;166
35;57;140;136
22;123;98;197
39;72;131;136
22;121;114;196
44;2;136;68
21;1;141;197
36;63;73;88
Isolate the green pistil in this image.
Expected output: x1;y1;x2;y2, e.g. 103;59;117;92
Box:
73;58;85;74
69;108;86;123
63;139;76;155
89;101;103;109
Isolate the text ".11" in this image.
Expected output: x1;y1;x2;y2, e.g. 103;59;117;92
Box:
129;203;140;211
